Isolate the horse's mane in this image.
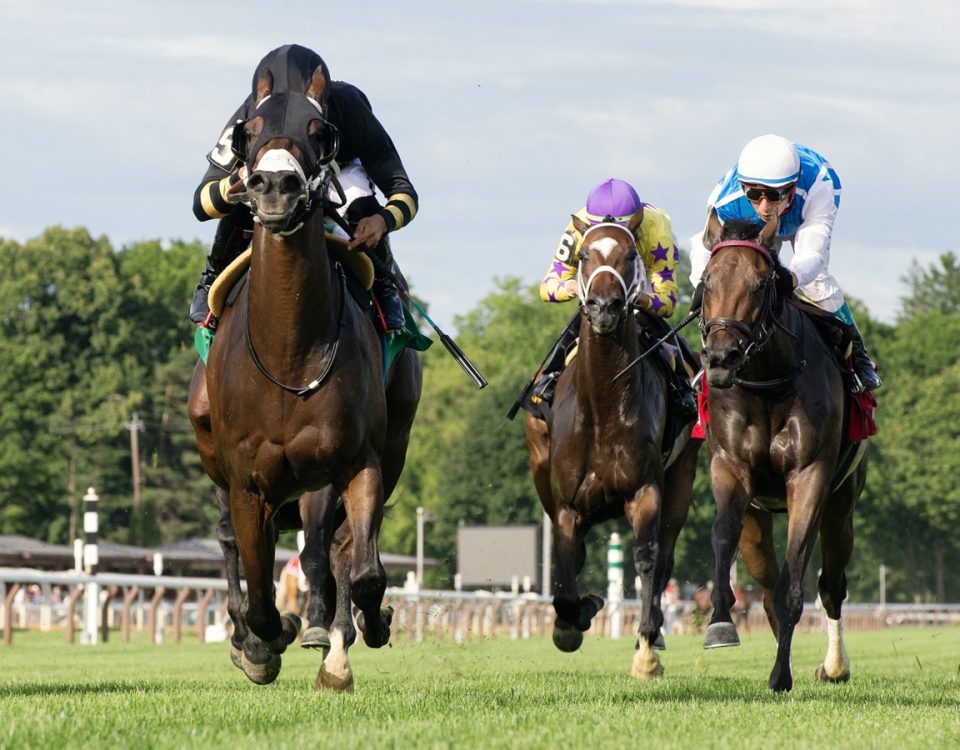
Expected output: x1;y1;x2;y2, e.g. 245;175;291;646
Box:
719;219;792;295
720;219;765;243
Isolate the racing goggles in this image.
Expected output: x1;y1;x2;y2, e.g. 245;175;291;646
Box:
741;183;795;203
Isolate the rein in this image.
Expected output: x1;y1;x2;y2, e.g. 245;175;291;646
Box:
700;239;806;389
244;262;347;397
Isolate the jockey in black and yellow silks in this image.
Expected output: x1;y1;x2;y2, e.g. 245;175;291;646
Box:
190;44;417;332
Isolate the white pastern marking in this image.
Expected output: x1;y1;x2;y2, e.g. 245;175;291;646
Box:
823;616;850;677
322;628;352;678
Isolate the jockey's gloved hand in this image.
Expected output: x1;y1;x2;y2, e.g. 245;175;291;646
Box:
690;283;704;314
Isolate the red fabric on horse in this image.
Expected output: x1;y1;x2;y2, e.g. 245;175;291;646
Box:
692;379;709;440
691;378;876;442
848;390;877;441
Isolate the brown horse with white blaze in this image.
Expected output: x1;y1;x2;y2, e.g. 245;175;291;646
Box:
524;216;700;678
188;70;421;691
698;213;867;692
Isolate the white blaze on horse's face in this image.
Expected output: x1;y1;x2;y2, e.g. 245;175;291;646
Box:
588;236;621;261
254;148;307;182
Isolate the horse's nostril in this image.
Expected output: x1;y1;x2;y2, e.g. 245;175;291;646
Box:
247;174;267;194
280;174;303;195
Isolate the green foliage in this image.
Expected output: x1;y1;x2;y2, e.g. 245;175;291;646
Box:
1;226;959;605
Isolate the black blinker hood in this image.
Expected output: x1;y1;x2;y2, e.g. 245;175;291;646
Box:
234;92;338;174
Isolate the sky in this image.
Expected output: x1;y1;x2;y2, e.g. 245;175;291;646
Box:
2;0;957;329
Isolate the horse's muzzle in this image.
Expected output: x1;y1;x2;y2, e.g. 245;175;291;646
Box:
247;170;307;232
583;297;625;336
702;344;743;389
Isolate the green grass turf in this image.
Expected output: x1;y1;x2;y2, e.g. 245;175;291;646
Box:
1;626;958;749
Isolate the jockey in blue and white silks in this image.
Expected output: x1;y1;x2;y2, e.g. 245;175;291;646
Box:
689;134;881;393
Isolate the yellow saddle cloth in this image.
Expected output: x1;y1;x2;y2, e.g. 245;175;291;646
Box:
208;233;375;317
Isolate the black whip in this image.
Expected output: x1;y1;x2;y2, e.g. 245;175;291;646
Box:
612;309;699;383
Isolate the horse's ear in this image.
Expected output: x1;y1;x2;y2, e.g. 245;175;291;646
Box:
305;67;328;104
627;204;645;234
255;71;273;106
758;216;779;247
704;207;723;250
571;214;589;236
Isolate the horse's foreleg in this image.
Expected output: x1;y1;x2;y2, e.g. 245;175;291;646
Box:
299;488;341;648
627;482;663;679
768;471;829;692
214;487;247;668
230;489;300;685
550;507;600;652
315;524;358;692
704;461;749;649
655;439;699;643
338;458;389;648
739;505;780;638
814;488;857;683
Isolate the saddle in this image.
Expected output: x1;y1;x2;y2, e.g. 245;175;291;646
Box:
208;232;375;317
197;232;431;377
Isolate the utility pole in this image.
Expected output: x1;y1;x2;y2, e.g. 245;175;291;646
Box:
127;412;144;513
415;507;434;588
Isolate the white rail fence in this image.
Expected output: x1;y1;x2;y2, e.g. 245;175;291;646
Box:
2;567;958;646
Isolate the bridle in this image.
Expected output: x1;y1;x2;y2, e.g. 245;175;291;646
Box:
234;92;340;236
576;223;647;326
233;93;346;396
699;239;805;389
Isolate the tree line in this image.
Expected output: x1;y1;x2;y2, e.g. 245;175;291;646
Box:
1;226;957;602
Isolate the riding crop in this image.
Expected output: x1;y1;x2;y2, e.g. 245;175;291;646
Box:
612;309;698;383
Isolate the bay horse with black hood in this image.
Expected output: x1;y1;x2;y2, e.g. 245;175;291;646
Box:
188;67;421;692
698;212;868;692
525;215;700;678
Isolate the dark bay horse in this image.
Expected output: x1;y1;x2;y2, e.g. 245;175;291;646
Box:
698;214;867;692
188;71;421;691
525;216;700;678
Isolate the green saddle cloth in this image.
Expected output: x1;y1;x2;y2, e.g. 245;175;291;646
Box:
194;301;432;384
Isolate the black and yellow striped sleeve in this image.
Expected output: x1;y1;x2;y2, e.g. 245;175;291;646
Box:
192;172;243;221
379;191;419;232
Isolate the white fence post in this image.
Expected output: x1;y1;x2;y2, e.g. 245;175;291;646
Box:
81;487;99;645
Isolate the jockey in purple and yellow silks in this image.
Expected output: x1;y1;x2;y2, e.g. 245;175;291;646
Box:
540;180;681;317
524;178;696;417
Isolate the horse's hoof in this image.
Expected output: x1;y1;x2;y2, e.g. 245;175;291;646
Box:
357;606;393;649
230;645;243;670
280;613;302;646
815;664;851;683
314;664;354;693
653;632;666;651
703;621;740;649
300;626;331;650
241;649;281;685
552;622;584;653
769;661;793;692
630;649;664;679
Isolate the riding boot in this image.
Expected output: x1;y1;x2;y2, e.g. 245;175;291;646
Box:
670;356;699;418
529;313;581;407
369;237;406;332
849;326;882;393
189;216;247;327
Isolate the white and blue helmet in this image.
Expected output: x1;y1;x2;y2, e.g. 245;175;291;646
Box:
737;134;800;187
